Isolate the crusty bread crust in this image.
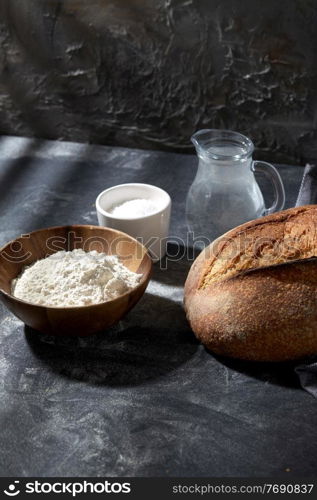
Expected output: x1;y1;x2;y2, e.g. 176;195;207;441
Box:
184;205;317;361
200;205;317;287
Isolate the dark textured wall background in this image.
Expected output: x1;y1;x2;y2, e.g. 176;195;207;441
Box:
0;0;317;163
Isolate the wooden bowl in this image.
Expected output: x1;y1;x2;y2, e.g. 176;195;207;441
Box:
0;225;152;336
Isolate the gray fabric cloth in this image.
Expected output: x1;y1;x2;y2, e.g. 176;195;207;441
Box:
295;163;317;206
295;163;317;397
295;361;317;398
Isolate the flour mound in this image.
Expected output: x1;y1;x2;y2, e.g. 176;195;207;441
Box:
11;249;142;307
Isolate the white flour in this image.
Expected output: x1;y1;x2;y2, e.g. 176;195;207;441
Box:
110;198;160;218
11;249;142;307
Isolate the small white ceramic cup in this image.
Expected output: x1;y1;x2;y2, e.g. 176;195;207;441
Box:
96;183;171;261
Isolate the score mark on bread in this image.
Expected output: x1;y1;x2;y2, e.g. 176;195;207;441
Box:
199;205;317;288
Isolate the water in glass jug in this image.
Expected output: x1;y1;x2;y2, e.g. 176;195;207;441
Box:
186;129;285;244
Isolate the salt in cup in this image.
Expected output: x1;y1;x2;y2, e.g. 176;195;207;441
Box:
96;183;171;261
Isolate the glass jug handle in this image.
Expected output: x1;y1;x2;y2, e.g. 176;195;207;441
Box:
252;161;285;215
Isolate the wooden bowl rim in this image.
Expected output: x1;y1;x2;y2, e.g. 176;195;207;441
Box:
0;224;152;311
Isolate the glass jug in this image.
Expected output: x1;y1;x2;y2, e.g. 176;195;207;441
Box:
186;129;285;243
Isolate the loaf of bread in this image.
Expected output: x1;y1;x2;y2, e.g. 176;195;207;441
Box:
184;205;317;361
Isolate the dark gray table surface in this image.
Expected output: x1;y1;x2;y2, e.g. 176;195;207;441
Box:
0;135;315;478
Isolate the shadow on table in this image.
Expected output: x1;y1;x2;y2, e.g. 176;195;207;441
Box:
157;244;302;390
152;243;201;288
212;352;302;389
24;294;198;387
